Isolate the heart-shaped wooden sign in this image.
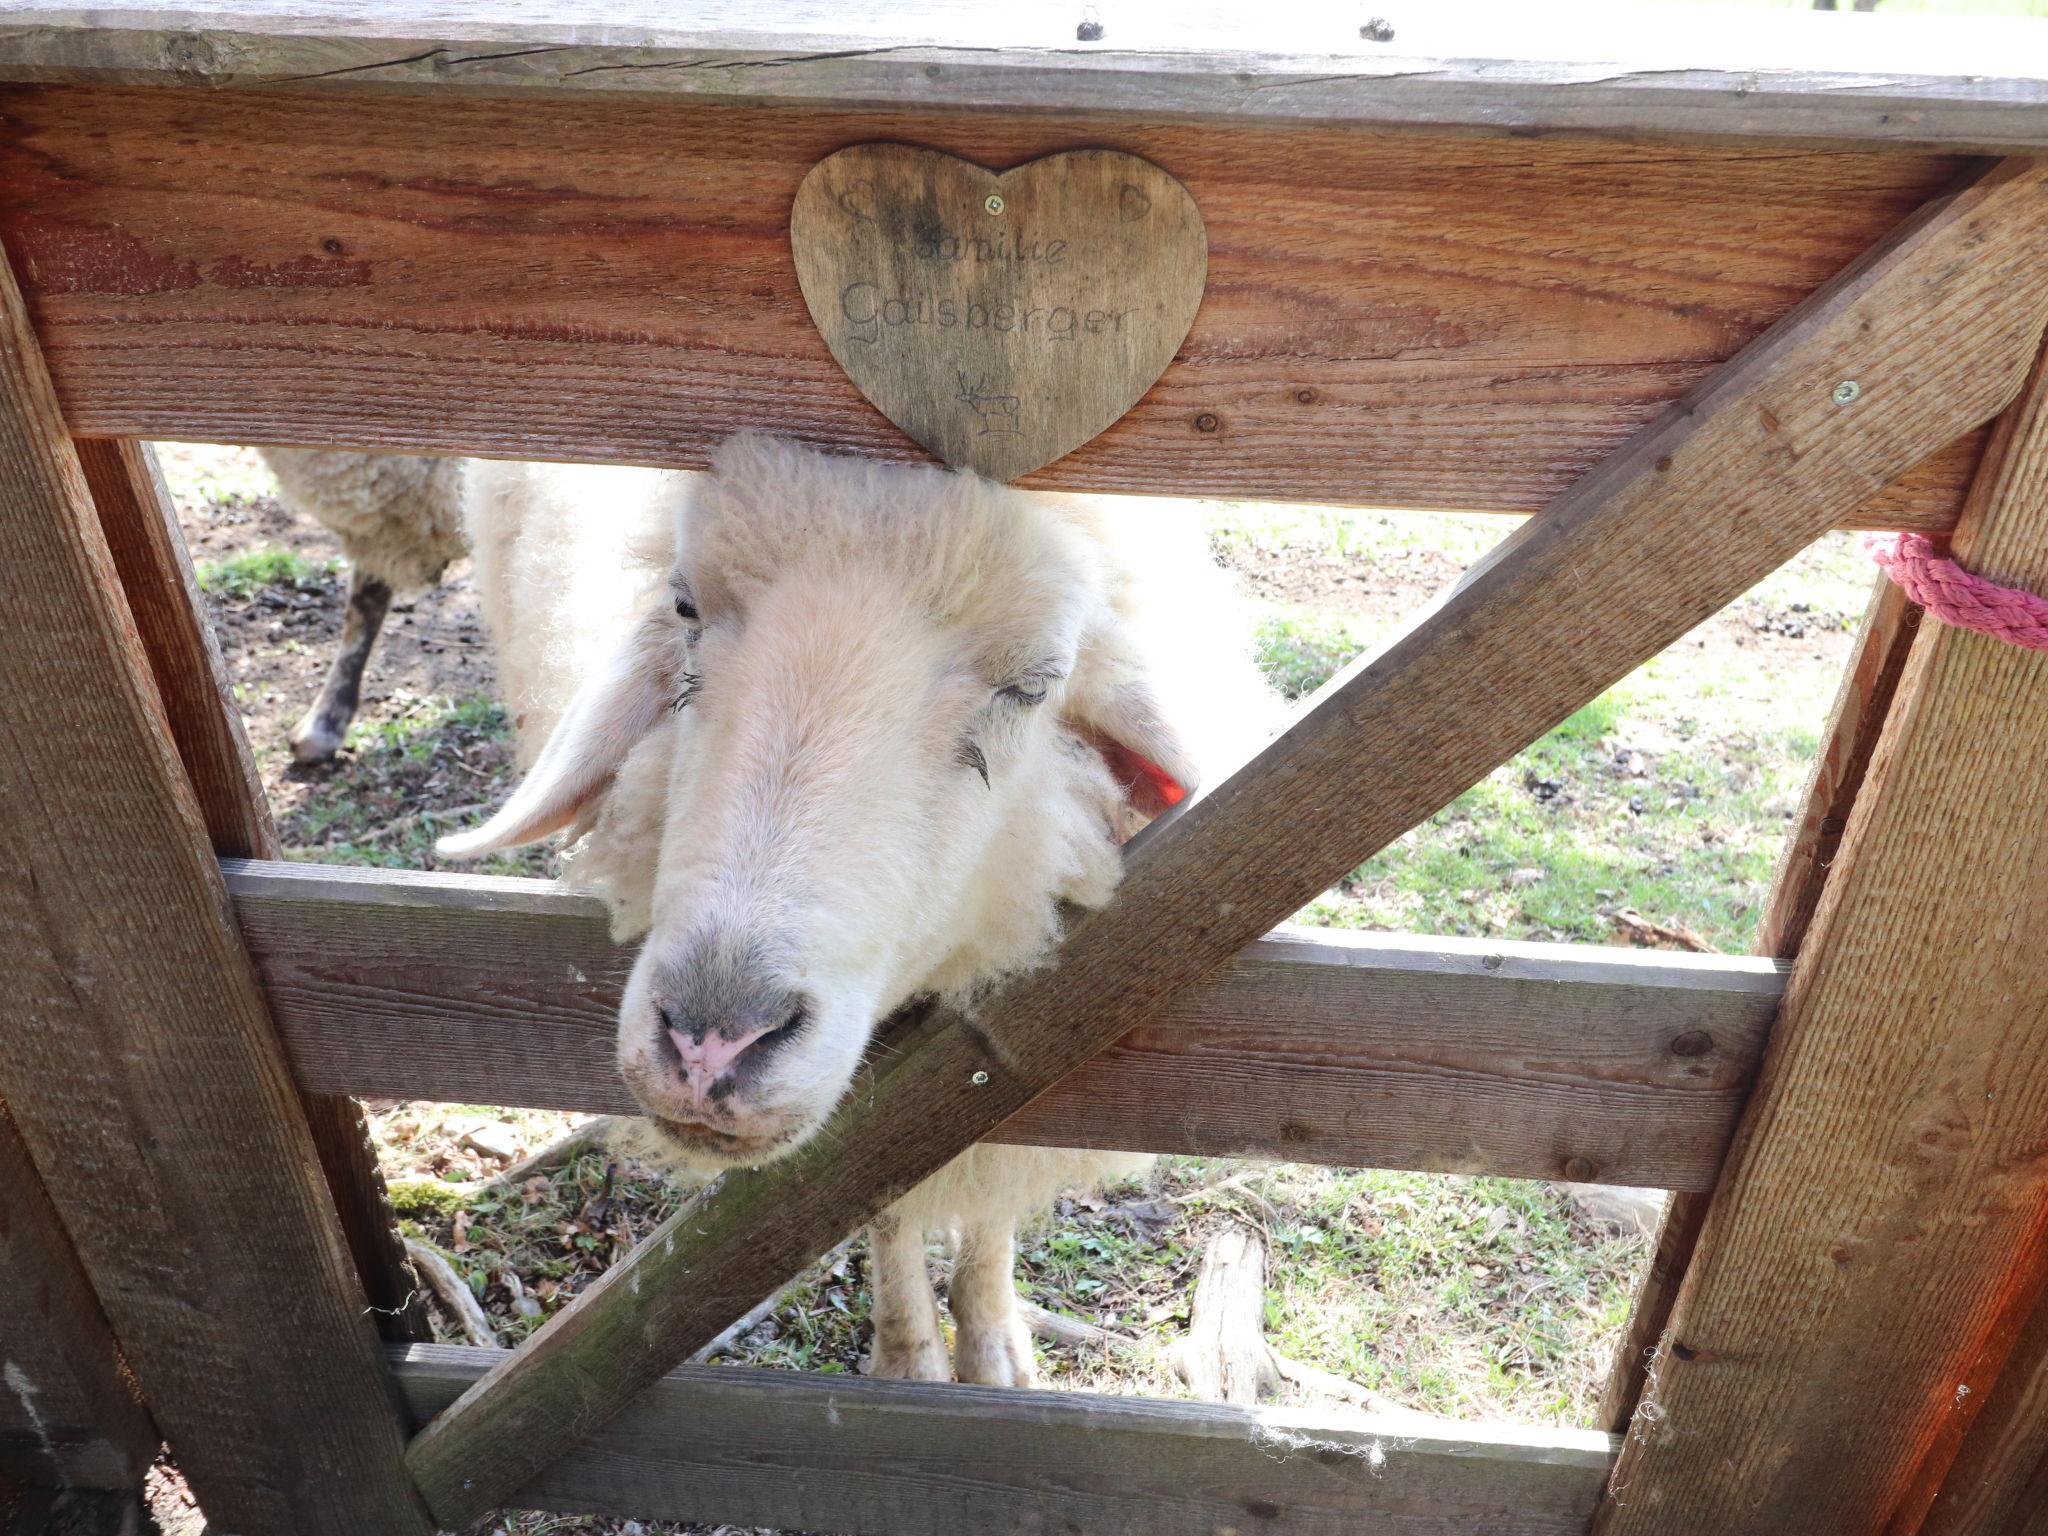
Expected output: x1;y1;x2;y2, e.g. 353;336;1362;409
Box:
791;145;1207;482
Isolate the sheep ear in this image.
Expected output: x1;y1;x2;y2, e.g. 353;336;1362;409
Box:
438;611;674;858
1062;669;1198;820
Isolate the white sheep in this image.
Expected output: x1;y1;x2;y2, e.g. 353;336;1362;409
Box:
438;436;1277;1384
256;448;467;763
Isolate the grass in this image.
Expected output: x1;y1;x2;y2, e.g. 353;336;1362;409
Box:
277;690;551;879
194;545;340;598
1248;530;1871;952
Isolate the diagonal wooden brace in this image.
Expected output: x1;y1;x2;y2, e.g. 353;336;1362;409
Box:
408;157;2048;1528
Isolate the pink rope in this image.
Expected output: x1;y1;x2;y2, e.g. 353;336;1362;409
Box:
1866;533;2048;654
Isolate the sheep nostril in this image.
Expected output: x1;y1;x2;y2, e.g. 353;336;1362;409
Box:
656;995;812;1107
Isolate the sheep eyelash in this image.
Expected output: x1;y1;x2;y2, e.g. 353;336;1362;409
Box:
671;672;701;713
995;662;1066;707
955;739;990;788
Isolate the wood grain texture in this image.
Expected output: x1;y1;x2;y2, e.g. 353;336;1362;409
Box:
0;2;2044;154
1600;562;1926;1432
224;859;1783;1191
0;250;431;1534
1596;337;2048;1534
405;159;2048;1530
1755;572;1924;962
79;437;428;1345
1921;1275;2048;1536
0;1098;158;1491
791;146;1205;481
397;1341;1614;1535
0;83;1985;528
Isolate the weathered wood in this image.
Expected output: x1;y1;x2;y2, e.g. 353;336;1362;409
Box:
1175;1224;1281;1406
1755;573;1924;961
0;2;2044;154
405;159;2048;1530
77;436;428;1345
0;247;431;1534
224;859;1784;1191
1597;560;1926;1433
791;145;1205;481
1921;1274;2048;1536
0;1099;158;1492
0;84;1985;528
74;437;270;858
1596;335;2048;1533
396;1341;1614;1535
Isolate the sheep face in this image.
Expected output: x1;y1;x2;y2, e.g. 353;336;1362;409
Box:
442;439;1197;1172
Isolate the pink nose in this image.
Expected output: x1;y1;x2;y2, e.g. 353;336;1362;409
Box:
668;1016;791;1109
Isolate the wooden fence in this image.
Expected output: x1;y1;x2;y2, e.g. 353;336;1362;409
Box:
0;6;2045;1534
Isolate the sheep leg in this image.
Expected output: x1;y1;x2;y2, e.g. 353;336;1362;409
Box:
289;568;392;764
950;1214;1036;1388
865;1212;948;1381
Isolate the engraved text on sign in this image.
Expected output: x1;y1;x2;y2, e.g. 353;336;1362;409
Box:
791;146;1207;482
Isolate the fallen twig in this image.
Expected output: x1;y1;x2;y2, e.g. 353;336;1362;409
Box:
1271;1352;1455;1426
405;1237;499;1348
483;1115;625;1193
692;1239;856;1364
1022;1299;1133;1350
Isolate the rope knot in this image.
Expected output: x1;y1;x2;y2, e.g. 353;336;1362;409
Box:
1866;532;2048;653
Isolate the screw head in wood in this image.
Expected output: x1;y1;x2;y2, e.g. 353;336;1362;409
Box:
984;194;1005;216
1832;379;1861;404
971;1070;990;1086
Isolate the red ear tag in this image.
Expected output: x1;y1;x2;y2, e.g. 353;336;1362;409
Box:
1088;733;1188;818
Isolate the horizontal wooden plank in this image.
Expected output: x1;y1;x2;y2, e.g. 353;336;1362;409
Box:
0;83;1984;525
0;2;2044;154
393;1341;1615;1535
225;859;1782;1190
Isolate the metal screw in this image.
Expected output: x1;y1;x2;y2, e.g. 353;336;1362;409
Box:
1832;379;1861;405
970;1070;990;1086
984;194;1005;216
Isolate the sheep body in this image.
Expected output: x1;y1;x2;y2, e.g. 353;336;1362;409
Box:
454;438;1277;1381
257;448;468;762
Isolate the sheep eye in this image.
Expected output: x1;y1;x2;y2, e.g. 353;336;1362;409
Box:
996;678;1049;707
674;595;698;622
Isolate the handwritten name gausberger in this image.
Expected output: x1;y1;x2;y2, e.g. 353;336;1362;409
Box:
840;282;1137;348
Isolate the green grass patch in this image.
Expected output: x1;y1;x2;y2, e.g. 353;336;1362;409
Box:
194;546;339;598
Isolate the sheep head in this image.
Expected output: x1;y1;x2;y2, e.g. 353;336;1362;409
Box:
440;437;1198;1171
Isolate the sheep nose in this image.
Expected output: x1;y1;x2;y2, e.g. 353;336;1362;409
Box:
658;996;810;1110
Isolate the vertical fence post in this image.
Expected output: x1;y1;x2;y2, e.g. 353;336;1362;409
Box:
0;248;433;1533
77;436;429;1344
1599;335;2048;1533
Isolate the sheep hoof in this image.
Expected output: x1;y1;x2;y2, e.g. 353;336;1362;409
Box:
954;1318;1038;1388
868;1337;951;1382
288;713;346;765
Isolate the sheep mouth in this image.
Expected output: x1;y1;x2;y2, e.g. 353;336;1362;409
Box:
647;1115;798;1163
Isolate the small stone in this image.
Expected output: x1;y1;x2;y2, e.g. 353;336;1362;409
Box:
460;1123;519;1162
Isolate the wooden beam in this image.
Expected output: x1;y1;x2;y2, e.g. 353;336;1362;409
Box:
1596;564;1925;1431
0;249;432;1532
0;84;1984;528
1595;339;2048;1530
396;1342;1614;1535
76;436;429;1345
0;3;2043;154
1920;1275;2048;1536
225;859;1784;1191
0;1098;158;1493
406;159;2048;1531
